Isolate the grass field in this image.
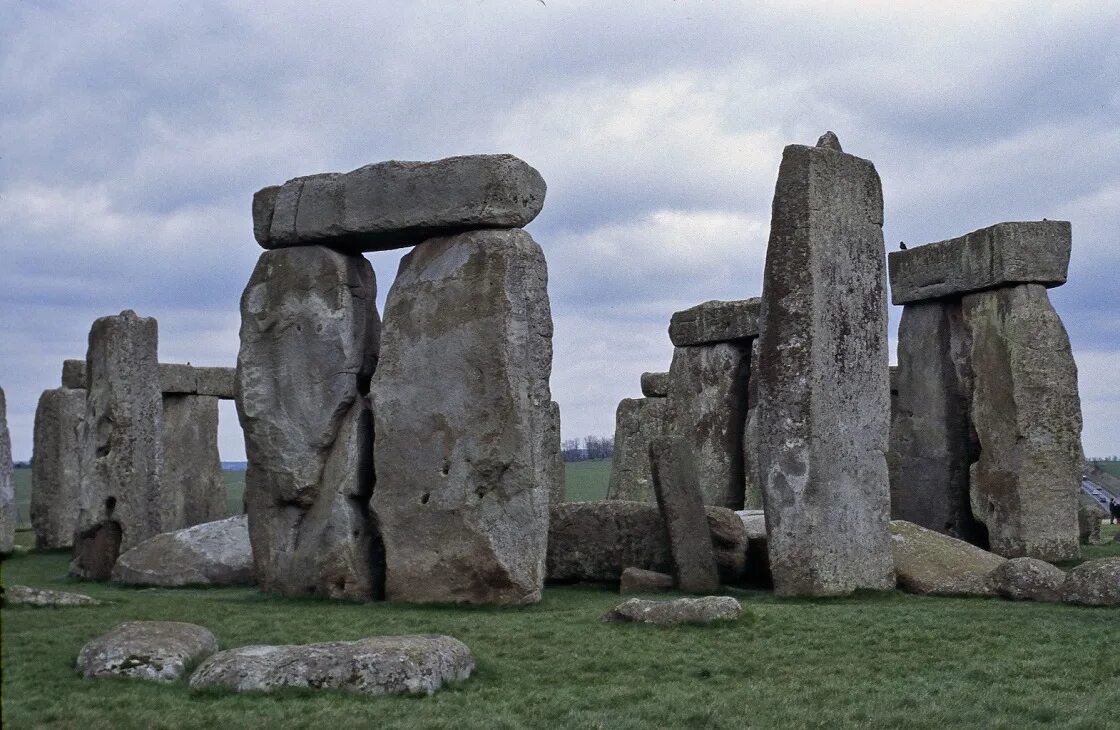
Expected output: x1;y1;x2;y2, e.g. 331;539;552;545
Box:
1091;460;1120;478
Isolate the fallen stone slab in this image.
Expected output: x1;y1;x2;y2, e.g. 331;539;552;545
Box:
253;154;546;252
3;585;101;607
640;372;670;398
1060;558;1120;607
0;387;15;555
606;398;669;503
77;621;218;682
890;520;1005;596
31;387;86;548
111;515;254;587
668;298;761;347
189;635;474;696
602;596;742;625
888;221;1071;305
986;557;1065;602
619;567;673;594
649;436;720;593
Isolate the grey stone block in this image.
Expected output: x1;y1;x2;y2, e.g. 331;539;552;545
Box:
606;398;668;503
649;436;720;593
159;363;198;394
639;372;670;398
195;367;236;399
62;359;87;389
0;387;12;554
162;395;226;527
31;387;86;548
668;298;761;347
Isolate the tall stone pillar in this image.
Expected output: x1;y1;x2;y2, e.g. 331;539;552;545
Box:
606;397;669;503
756;132;895;596
162;394;226;526
0;387;13;555
31;387;86;548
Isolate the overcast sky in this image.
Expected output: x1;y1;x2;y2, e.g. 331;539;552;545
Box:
2;0;1117;461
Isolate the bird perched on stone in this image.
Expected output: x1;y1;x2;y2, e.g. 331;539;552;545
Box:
899;241;907;250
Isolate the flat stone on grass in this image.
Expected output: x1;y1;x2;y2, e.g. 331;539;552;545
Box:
602;596;743;626
77;621;218;682
4;585;101;607
1061;558;1120;607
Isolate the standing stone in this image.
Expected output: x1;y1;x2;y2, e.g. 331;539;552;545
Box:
31;387;86;548
162;395;226;527
889;300;985;543
371;229;552;605
71;311;171;580
606;398;668;503
237;246;381;600
742;339;763;510
0;387;13;555
756;135;895;596
962;284;1081;561
648;436;720;592
546;401;565;505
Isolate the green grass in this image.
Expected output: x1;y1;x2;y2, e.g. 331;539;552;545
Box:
1091;460;1120;478
562;458;612;501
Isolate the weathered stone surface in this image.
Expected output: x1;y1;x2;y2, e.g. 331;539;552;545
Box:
619;567;674;594
890;520;1005;596
742;339;762;510
77;621;218;681
737;509;772;586
756;138;895;597
649;436;719;593
65;360;235;398
1078;494;1107;545
964;284;1082;562
159;363;198;394
111;515;253;587
987;557;1065;602
194;367;236;399
889;300;985;543
888;221;1071;305
0;387;14;555
371;229;552;604
669;298;761;347
254;154;546;252
72;311;172;580
1060;558;1120;606
190;635;474;696
601;596;743;625
3;585;101;607
237;246;381;600
546;401;565;505
666;343;751;509
62;359;87;389
162;395;226;527
606;398;669;503
547;501;746;585
640;372;670;398
31;387;86;548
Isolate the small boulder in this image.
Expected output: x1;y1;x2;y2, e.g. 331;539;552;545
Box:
890;520;1006;596
4;585;101;607
189;635;473;696
987;557;1065;602
1077;495;1106;545
1060;557;1120;607
77;621;218;682
602;596;742;625
111;515;254;587
619;567;673;594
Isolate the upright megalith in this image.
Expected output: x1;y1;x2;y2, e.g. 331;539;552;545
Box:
606;397;668;503
237;246;382;600
31;387;86;548
756;133;895;596
162;395;225;527
0;387;13;555
71;311;171;579
546;401;565;504
371;228;553;605
649;436;720;593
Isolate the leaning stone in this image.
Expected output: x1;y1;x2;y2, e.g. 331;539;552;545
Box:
964;284;1082;562
111;515;253;587
162;395;226;527
159;363;199;394
76;621;218;682
371;229;552;604
606;398;668;503
619;567;674;594
237;247;382;600
756;137;895;596
254;154;546;252
1060;558;1120;607
668;298;761;347
640;372;670;398
190;635;474;696
888;221;1071;305
0;387;11;554
601;596;742;625
31;387;86;548
194;367;236;399
649;436;719;593
986;557;1065;602
3;585;101;607
1078;494;1107;545
71;311;171;580
890;520;1005;596
62;359;87;389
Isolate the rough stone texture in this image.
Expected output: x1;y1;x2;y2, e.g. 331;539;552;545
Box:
669;298;761;347
0;387;15;555
71;311;172;580
237;246;381;601
606;398;668;503
371;229;552;605
619;567;674;594
737;509;772;587
888;221;1071;305
77;621;218;682
756;139;895;597
547;501;746;586
640;372;670;398
889;300;985;543
111;515;254;587
742;339;763;510
190;635;474;696
3;585;101;607
1078;493;1107;545
162;395;226;527
254;154;546;252
31;387;86;548
649;436;719;593
601;596;743;625
890;520;1006;596
64;360;235;399
1060;558;1120;606
62;359;87;389
986;557;1065;602
963;284;1082;562
160;363;198;394
546;401;565;505
194;367;236;399
666;343;751;509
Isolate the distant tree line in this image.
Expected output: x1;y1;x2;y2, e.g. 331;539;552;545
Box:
561;435;614;462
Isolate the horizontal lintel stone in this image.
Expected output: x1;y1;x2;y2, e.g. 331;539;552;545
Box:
61;360;235;399
668;298;761;347
640;372;670;398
